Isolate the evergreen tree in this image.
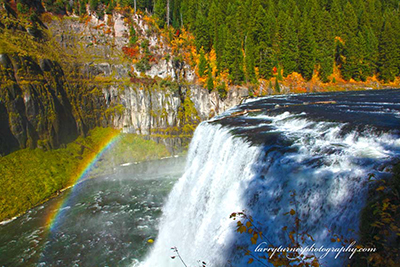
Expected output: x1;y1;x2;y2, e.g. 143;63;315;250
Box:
245;34;256;83
378;12;400;82
215;25;227;72
275;79;280;93
154;0;166;27
330;0;344;36
206;66;214;92
298;16;316;80
222;2;245;84
198;48;207;78
79;0;87;15
129;26;138;46
316;11;334;82
181;0;197;29
208;0;219;48
224;26;245;84
194;8;211;52
363;26;379;77
105;0;400;84
354;31;369;81
251;5;274;79
340;1;359;81
281;17;299;76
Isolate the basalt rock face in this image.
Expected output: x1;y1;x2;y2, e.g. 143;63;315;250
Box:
0;54;108;155
103;84;248;135
104;85;181;135
101;83;248;154
0;50;247;156
189;85;249;120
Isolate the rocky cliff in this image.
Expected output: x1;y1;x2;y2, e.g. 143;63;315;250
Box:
47;11;249;145
0;6;248;155
0;53;109;155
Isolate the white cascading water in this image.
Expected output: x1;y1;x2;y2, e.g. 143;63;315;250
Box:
140;111;400;267
139;123;261;267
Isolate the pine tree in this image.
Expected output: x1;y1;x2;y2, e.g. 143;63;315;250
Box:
89;0;98;12
330;0;344;36
208;0;219;48
245;34;256;83
354;31;369;81
316;10;334;82
154;0;166;27
194;8;211;52
172;0;399;85
224;26;245;84
79;0;87;15
364;26;379;77
206;66;214;92
281;17;299;76
378;12;400;82
276;10;288;59
129;26;138;46
340;1;359;81
223;2;245;84
198;48;207;78
251;5;274;79
275;79;281;93
215;25;227;72
182;0;197;29
298;16;316;80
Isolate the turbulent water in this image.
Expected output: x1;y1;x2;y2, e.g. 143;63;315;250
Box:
0;157;185;267
141;89;400;267
1;89;400;267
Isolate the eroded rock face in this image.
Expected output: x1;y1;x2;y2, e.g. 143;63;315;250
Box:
103;84;248;134
189;85;249;120
0;54;107;155
103;85;180;134
0;50;248;156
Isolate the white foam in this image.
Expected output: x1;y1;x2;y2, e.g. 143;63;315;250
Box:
140;112;400;267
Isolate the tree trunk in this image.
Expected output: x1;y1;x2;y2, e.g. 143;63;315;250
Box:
167;0;170;27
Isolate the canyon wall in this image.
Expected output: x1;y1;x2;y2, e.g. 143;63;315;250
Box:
0;11;248;155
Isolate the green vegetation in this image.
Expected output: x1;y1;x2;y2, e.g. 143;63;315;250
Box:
0;22;63;62
95;130;171;177
0;127;170;222
5;0;400;89
106;0;400;84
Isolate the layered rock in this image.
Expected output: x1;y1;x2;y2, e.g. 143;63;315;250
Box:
0;54;108;155
0;10;249;155
102;84;248;134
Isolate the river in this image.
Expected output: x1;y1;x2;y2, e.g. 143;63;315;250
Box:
0;157;185;266
1;89;400;267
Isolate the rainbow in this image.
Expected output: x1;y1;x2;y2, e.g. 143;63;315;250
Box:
43;129;121;232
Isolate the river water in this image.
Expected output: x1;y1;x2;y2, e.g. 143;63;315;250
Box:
1;89;400;267
0;157;185;267
141;89;400;267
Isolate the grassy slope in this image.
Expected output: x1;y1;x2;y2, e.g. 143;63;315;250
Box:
0;127;170;221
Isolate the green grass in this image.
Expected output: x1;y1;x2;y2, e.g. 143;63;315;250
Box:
0;127;170;222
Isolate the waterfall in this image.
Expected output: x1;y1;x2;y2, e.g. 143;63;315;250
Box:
140;122;261;266
140;106;400;266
